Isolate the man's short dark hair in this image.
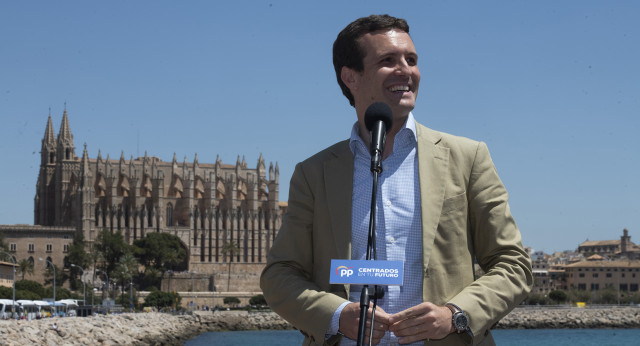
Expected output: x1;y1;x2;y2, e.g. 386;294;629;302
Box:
333;14;410;107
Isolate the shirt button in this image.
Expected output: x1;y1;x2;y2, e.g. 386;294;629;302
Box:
385;200;392;206
387;236;395;244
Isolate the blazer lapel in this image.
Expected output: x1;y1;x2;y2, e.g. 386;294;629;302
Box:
415;123;449;271
324;141;354;259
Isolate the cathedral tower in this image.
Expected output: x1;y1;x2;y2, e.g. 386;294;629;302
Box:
54;109;78;225
35;115;57;225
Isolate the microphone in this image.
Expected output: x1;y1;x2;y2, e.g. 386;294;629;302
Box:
364;102;393;173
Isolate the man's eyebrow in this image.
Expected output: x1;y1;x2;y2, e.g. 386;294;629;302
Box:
374;50;418;59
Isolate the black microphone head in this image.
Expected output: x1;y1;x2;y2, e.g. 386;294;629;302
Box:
364;102;393;132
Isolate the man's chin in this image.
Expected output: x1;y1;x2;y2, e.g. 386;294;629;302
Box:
389;102;415;117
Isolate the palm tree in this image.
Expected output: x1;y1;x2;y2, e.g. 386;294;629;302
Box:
221;241;240;292
18;258;34;280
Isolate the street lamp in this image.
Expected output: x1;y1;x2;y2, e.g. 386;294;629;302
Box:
38;258;56;316
129;278;134;310
96;269;109;300
190;271;198;311
0;251;16;318
122;271;133;310
70;264;86;306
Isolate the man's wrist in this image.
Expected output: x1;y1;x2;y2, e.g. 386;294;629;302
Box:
327;301;350;336
445;303;473;339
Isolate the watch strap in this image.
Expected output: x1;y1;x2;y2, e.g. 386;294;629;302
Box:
445;303;474;340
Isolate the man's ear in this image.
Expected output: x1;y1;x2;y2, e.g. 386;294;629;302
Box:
341;66;358;91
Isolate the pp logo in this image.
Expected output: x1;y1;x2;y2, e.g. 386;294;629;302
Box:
336;266;354;278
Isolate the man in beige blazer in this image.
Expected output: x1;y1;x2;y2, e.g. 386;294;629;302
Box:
260;15;532;345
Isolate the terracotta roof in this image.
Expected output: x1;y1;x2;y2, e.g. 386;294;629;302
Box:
565;260;640;269
579;240;620;247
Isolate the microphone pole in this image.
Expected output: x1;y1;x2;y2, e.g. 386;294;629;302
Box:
357;103;392;346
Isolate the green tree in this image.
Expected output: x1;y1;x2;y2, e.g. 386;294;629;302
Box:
139;267;162;291
597;285;618;304
548;290;567;304
132;232;186;290
94;228;130;278
524;293;549;305
67;230;90;290
17;258;34;280
43;286;74;300
223;296;240;307
15;280;45;297
0;286;12;299
221;241;240;291
132;232;186;272
42;263;67;288
114;252;138;305
143;290;181;309
568;288;592;304
16;290;41;300
249;294;267;306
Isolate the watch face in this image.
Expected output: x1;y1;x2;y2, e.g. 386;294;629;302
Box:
454;313;468;330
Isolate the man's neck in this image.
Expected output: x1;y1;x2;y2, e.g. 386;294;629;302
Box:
357;114;407;160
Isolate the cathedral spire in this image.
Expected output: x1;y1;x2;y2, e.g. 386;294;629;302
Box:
57;108;74;145
56;108;76;161
81;144;90;174
41;114;57;165
43;115;56;146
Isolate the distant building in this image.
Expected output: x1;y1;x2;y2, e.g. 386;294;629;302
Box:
564;257;640;293
0;260;15;289
577;228;640;260
0;110;282;291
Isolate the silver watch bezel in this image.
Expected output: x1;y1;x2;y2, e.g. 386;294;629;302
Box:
446;303;469;333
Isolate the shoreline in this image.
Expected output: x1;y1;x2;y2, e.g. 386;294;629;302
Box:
1;307;639;345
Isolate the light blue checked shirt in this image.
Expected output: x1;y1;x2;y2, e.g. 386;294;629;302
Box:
329;113;423;345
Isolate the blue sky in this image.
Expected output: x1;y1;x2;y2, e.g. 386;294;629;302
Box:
1;1;638;254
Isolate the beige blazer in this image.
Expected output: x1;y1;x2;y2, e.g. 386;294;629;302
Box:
260;121;533;345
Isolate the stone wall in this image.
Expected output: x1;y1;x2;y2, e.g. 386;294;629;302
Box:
160;263;265;292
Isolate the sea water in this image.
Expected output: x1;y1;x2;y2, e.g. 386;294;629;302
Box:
184;328;640;345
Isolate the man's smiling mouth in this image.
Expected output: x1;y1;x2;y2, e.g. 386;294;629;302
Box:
388;85;410;92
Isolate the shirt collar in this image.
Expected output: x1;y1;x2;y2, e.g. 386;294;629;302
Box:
349;112;417;155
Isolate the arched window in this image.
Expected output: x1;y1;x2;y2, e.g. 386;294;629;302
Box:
147;205;153;227
166;204;173;227
65;148;70;160
49;152;55;163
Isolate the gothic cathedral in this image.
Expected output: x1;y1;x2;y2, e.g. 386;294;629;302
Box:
1;109;282;292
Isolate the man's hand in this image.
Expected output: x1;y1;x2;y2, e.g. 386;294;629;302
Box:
388;302;453;344
339;302;390;345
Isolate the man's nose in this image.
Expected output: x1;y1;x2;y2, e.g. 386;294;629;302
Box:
395;58;411;75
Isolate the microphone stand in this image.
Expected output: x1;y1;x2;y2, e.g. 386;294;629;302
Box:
356;149;384;346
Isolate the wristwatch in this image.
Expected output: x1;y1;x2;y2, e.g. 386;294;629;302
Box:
445;303;473;338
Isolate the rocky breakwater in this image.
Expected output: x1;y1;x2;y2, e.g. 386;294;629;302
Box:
495;306;640;329
2;307;639;345
0;312;207;346
0;311;292;345
193;310;291;331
